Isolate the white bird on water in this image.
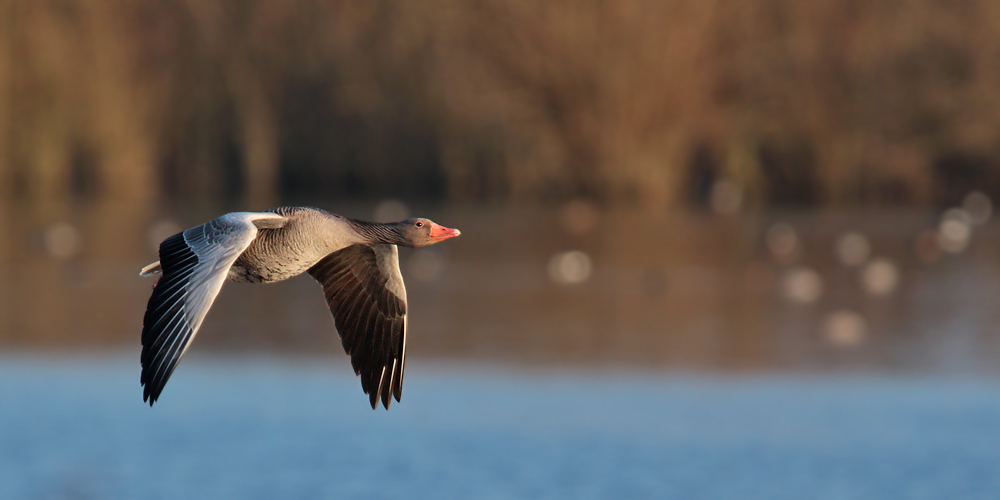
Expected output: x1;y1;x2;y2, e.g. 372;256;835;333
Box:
139;207;460;409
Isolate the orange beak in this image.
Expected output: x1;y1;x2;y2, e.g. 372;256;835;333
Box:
429;222;461;241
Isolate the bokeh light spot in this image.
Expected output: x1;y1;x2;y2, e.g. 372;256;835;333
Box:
548;250;593;285
782;266;823;304
823;310;867;347
861;258;899;296
938;209;972;254
44;222;81;259
835;232;871;267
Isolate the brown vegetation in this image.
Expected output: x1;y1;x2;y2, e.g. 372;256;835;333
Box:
1;0;999;207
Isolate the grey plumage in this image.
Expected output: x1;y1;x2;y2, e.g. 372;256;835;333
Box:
139;207;460;409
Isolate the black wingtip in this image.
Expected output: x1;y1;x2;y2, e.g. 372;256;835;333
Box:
381;389;391;410
363;383;393;410
142;388;155;407
140;230;196;410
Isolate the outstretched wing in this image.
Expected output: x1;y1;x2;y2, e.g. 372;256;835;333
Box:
308;244;407;409
141;212;284;405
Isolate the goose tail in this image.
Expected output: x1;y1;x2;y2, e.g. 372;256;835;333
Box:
140;261;162;277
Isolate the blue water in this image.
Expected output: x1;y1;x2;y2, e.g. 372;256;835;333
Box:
1;356;999;499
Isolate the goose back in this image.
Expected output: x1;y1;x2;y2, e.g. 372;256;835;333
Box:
229;207;363;283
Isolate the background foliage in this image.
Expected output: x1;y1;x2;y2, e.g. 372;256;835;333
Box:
2;0;999;207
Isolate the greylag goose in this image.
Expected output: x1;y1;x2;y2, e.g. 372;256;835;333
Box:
138;207;460;409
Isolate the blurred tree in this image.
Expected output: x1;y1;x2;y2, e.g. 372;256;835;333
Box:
3;0;1000;208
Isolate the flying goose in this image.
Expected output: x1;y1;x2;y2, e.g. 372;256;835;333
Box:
138;207;460;409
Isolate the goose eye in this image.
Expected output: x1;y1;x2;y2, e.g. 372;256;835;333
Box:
415;221;424;228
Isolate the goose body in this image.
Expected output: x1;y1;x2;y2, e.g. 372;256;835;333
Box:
138;207;460;409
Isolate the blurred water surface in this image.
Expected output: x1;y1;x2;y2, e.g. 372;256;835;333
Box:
1;356;1000;500
3;201;1000;498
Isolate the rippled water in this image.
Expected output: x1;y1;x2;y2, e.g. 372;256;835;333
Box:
2;356;1000;500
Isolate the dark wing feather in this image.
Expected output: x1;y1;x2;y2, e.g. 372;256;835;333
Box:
140;212;280;405
308;244;407;410
140;232;199;403
140;233;198;404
